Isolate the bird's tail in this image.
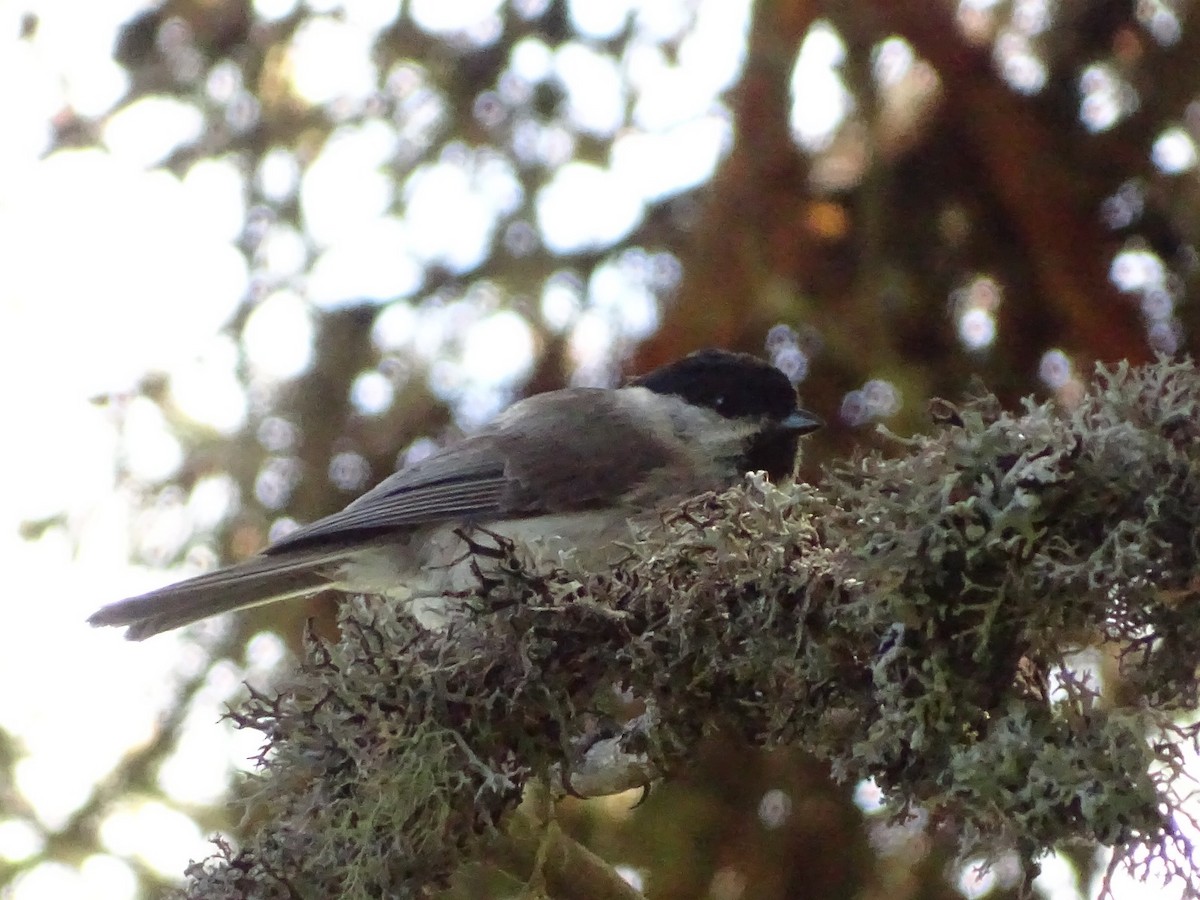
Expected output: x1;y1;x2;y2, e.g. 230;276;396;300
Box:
88;549;347;641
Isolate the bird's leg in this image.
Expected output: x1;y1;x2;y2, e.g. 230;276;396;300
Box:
453;525;514;561
453;526;532;610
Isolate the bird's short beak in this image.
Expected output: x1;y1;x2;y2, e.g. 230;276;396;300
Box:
780;409;823;435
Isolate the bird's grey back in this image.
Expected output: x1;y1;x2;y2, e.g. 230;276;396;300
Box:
266;387;700;555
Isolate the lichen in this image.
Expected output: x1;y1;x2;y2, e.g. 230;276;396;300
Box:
182;357;1200;898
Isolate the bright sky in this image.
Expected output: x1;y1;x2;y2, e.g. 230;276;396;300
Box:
0;0;1190;897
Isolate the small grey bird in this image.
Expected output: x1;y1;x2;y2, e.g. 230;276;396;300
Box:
89;348;821;639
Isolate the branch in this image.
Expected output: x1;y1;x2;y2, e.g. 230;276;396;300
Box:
480;790;644;900
183;357;1200;899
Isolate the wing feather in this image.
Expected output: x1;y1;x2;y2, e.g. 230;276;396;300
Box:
265;388;689;555
266;443;509;553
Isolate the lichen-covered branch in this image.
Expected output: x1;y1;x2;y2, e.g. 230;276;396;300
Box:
183;357;1200;899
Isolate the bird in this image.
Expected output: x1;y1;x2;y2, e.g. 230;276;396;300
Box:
88;348;822;640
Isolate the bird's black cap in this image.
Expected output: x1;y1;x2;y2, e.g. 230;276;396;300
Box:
633;348;801;422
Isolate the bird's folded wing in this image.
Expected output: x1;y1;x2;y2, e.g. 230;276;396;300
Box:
265;445;510;553
266;390;680;554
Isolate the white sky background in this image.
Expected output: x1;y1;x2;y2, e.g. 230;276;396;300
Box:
0;0;1189;897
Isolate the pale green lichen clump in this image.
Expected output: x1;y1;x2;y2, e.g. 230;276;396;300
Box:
184;358;1200;899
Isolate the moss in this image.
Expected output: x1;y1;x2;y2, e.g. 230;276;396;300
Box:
183;357;1200;898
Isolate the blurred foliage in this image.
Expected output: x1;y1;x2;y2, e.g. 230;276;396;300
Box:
11;0;1200;898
